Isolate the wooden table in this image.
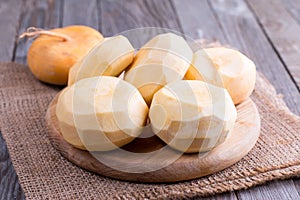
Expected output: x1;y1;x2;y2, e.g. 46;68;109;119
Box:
0;0;299;199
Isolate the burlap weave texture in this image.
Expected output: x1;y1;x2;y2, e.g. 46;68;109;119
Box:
0;62;299;199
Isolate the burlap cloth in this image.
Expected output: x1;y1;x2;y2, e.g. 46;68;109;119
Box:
0;62;300;199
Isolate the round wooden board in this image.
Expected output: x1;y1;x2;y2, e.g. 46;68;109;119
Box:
45;94;260;183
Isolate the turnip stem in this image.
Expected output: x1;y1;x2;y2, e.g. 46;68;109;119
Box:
19;27;71;41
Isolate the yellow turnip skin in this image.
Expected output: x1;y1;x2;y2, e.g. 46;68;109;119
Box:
27;25;103;85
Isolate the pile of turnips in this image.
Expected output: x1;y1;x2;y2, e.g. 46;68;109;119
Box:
21;25;256;153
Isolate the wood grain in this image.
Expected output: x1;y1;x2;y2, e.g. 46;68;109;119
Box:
237;180;300;200
0;134;25;200
46;94;260;182
247;0;300;89
14;0;62;64
208;0;300;115
203;192;238;200
98;0;183;36
172;0;227;43
294;178;300;197
283;0;300;24
63;0;98;29
0;0;22;61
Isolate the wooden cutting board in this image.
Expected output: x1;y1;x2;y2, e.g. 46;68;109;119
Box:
45;94;260;182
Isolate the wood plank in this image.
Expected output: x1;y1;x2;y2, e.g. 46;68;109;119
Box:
0;0;23;61
172;0;226;43
204;192;238;200
98;0;183;36
283;0;300;25
63;0;98;29
293;178;300;197
237;180;300;200
14;0;62;64
0;134;25;200
98;0;186;59
208;0;300;115
247;0;300;90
